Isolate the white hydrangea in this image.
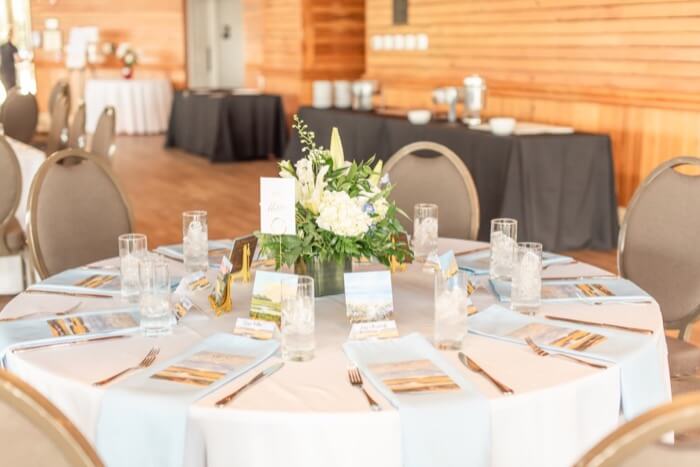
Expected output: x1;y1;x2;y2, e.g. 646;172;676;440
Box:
316;190;372;237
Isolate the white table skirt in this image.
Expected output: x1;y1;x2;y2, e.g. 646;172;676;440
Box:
2;239;672;467
84;79;173;135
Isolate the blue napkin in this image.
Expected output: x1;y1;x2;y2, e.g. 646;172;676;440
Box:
490;277;650;304
344;333;491;467
458;250;571;275
0;307;141;365
469;306;668;419
155;239;233;269
96;333;279;467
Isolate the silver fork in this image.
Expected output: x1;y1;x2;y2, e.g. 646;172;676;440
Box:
93;347;160;386
524;337;607;369
347;368;381;411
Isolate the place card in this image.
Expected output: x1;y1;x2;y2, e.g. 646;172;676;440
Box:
260;177;296;235
175;271;211;296
437;250;458;278
508;322;607;352
368;359;460;394
250;271;298;325
233;318;277;340
174;297;194;320
348;320;399;341
344;271;394;323
150;351;254;387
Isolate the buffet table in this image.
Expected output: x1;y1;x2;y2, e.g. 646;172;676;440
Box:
284;107;619;251
84;79;173;135
1;238;670;467
165;91;287;162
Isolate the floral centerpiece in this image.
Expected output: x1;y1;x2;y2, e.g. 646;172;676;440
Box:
116;43;138;79
257;116;413;296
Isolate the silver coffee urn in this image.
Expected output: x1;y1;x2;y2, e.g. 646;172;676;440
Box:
462;75;487;126
432;86;462;123
351;80;380;111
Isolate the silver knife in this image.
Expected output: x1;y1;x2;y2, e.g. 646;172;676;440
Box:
215;362;284;407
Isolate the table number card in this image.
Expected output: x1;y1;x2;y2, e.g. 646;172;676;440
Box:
260;177;296;235
250;271;298;325
349;320;399;341
233;318;277;340
344;271;394;323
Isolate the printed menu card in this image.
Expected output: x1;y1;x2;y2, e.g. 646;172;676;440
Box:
150;351;254;387
368;359;460;394
29;269;121;296
491;277;649;303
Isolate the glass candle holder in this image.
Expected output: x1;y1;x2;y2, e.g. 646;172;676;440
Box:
413;203;439;262
182;210;208;274
281;276;315;362
139;254;173;337
118;233;147;303
489;218;518;281
434;270;471;350
511;242;543;315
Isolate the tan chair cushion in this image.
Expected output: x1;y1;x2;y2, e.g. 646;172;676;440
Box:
4;217;25;254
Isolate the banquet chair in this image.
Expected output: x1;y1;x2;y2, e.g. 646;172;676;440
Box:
48;79;70;117
90;106;116;160
384;141;480;239
46;94;70;156
0;135;28;286
618;157;700;382
68;101;87;150
1;88;39;144
0;369;104;467
574;391;700;467
26;148;134;278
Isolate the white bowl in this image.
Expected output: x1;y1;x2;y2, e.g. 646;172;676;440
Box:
407;109;432;125
489;117;516;136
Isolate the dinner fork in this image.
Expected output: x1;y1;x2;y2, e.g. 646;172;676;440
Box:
524;337;607;369
93;347;160;386
347;367;381;411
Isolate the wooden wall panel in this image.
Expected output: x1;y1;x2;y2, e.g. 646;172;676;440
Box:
365;0;700;205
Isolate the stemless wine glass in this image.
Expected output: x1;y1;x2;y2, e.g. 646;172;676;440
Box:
281;276;315;362
511;242;543;316
182;210;208;274
139;254;173;337
118;233;147;303
413;203;439;262
434;270;470;350
489;218;518;281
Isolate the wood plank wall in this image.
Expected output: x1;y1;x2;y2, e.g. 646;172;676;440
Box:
365;0;700;205
30;0;186;113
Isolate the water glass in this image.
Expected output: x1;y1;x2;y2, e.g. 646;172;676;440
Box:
139;255;173;336
183;210;208;274
434;270;470;350
413;203;439;262
511;242;543;315
489;218;518;281
281;276;315;362
118;233;147;303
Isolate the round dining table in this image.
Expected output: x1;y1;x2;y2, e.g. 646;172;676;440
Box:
1;238;671;467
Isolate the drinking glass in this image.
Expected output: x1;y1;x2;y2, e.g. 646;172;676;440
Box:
118;233;147;303
281;276;315;362
511;242;543;315
413;203;439;262
139;254;173;336
434;270;470;350
489;218;518;281
183;210;208;274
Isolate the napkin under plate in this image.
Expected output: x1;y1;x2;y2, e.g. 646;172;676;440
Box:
156;239;233;269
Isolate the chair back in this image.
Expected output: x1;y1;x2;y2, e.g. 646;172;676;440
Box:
0;370;103;467
1;88;38;144
618;157;700;335
27;149;133;278
46;95;70;156
0;136;21;255
575;392;700;467
68;102;87;149
48;79;70;117
384;141;480;240
90;106;116;159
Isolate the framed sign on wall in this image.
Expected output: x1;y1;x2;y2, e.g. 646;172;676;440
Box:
393;0;408;25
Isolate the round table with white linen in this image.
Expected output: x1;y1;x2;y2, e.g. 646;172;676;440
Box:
84;79;173;135
2;238;671;467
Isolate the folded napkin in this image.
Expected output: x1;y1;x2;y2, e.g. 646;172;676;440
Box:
490;277;649;304
458;250;571;275
469;306;668;419
156;239;233;269
343;333;491;467
96;333;279;467
0;307;141;365
29;268;123;296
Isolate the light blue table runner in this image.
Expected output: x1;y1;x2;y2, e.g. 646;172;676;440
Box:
96;333;279;467
490;277;650;304
469;306;667;419
343;333;491;467
458;250;571;275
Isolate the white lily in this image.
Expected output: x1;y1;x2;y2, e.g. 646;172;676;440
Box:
369;160;383;186
329;127;345;170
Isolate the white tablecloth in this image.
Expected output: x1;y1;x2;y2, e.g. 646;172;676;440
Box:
84;79;173;135
2;239;672;467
